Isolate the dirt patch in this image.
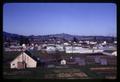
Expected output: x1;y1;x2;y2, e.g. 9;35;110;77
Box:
57;72;88;78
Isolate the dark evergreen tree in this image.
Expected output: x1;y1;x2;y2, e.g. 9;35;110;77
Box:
7;39;11;46
93;36;97;41
19;36;30;45
72;37;78;43
62;38;67;42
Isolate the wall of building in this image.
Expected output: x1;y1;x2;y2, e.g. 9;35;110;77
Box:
65;46;93;53
10;52;37;69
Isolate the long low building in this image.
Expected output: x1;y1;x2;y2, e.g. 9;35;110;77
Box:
65;46;94;53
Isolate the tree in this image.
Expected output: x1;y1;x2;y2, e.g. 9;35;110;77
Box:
19;36;30;45
72;37;78;43
52;50;62;63
7;39;11;46
93;36;97;42
62;38;67;42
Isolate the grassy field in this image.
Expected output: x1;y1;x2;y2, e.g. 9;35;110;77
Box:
3;50;117;79
4;64;113;79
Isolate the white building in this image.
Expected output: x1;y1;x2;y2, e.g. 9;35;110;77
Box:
29;46;34;50
114;41;117;44
22;44;26;49
47;44;55;46
42;44;47;48
93;49;104;53
77;43;81;46
69;41;71;43
37;45;41;50
31;43;34;46
89;41;97;45
10;51;37;69
63;42;70;46
35;44;38;47
112;51;117;56
46;46;56;52
45;41;47;43
57;41;61;44
102;41;107;45
85;41;90;44
60;59;66;65
79;41;83;43
5;45;24;51
56;45;64;51
65;46;93;53
102;50;117;56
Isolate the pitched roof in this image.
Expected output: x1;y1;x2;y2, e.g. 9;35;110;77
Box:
23;50;39;62
5;50;38;63
103;50;116;53
24;50;32;57
4;50;54;64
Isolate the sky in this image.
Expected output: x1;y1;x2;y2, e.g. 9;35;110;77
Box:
3;3;116;36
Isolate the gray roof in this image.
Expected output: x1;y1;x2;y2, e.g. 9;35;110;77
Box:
4;50;54;64
103;50;115;53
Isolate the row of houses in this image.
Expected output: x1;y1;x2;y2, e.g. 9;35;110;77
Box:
9;50;117;69
4;39;117;50
4;43;117;56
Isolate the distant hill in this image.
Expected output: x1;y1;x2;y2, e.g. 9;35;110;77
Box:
3;32;21;38
3;31;116;41
47;33;74;40
3;32;24;41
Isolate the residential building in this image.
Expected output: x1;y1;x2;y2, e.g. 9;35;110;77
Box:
10;51;37;69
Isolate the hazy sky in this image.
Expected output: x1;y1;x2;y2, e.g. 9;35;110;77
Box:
3;3;116;36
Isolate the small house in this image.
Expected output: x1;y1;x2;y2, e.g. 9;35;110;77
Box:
10;51;37;69
112;51;117;56
63;42;70;46
22;44;26;49
102;41;107;45
60;59;66;65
